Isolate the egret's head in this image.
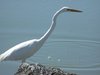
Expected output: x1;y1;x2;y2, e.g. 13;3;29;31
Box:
53;7;82;21
60;7;82;13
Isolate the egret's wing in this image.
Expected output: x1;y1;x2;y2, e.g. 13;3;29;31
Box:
0;40;35;61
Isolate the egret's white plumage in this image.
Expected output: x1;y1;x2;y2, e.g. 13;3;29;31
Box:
0;7;82;63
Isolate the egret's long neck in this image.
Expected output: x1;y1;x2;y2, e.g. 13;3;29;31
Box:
39;10;62;43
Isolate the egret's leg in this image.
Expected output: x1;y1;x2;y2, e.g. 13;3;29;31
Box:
22;59;26;63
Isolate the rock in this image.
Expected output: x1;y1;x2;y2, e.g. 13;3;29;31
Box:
14;63;77;75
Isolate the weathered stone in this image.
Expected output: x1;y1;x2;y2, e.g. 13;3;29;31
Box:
14;63;77;75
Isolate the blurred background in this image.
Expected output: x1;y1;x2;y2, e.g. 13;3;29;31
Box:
0;0;100;75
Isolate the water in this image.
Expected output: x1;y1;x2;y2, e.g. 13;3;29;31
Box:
0;0;100;75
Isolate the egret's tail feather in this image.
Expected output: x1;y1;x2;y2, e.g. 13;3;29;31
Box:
0;54;3;62
0;54;5;62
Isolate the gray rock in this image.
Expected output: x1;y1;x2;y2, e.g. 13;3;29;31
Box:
15;63;77;75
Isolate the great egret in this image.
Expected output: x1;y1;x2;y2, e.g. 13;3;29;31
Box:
0;7;82;63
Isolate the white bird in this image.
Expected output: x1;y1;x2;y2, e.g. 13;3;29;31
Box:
0;7;82;63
